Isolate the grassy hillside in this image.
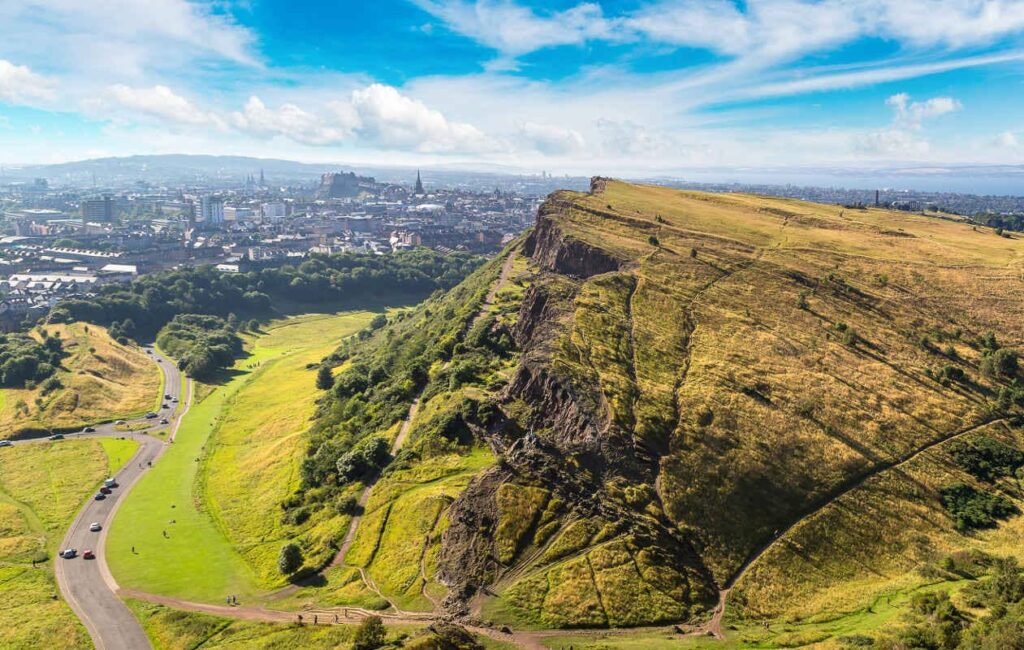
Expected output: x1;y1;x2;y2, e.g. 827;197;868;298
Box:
0;438;138;649
0;323;161;439
293;178;1024;641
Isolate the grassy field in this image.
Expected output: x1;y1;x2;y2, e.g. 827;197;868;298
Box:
108;310;382;602
0;438;138;649
0;323;161;439
201;311;382;588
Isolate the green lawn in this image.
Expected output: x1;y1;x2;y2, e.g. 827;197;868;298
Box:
0;438;134;649
107;310;382;603
201;311;380;588
99;437;142;475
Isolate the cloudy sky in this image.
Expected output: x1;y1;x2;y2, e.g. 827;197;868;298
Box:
0;0;1023;176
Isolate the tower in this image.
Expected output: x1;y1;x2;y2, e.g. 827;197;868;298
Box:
260;169;265;186
414;170;425;195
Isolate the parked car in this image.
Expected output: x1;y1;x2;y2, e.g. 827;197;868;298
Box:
89;522;102;532
94;493;106;501
172;398;179;403
83;550;95;560
161;403;169;409
82;427;95;433
104;478;118;488
115;420;126;425
165;394;172;400
99;487;111;495
159;418;169;425
60;548;77;559
0;440;11;448
145;412;158;419
48;433;64;440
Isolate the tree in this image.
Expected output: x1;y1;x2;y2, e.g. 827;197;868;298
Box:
316;366;334;390
369;314;388;330
277;542;303;575
648;235;660;246
353;616;387;650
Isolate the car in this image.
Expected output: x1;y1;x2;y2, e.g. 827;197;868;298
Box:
82;426;95;433
99;486;111;495
146;349;152;354
60;548;77;559
145;412;158;419
48;433;64;441
94;493;106;501
159;418;169;425
83;550;95;560
172;398;179;403
165;394;172;400
115;420;126;425
156;358;162;363
162;403;169;409
104;478;118;488
0;440;11;448
89;522;102;532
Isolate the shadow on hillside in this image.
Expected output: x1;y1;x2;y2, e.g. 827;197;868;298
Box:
269;291;430;319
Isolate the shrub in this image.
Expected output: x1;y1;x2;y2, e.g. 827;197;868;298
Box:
315;366;334;390
982;348;1019;378
277;542;303;575
353;616;387;650
648;235;660;246
948;437;1024;482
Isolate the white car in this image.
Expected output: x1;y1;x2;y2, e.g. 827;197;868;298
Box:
0;440;12;448
89;522;102;532
60;548;77;559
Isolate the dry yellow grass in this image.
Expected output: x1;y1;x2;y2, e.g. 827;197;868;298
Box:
0;323;161;438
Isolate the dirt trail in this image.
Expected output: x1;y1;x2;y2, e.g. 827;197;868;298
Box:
694;416;1008;638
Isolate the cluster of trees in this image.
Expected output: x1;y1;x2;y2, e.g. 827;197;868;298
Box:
294;257;512;500
155;314;243;379
48;250;482;340
948;437;1024;483
0;331;64;387
874;555;1024;648
939;483;1017;531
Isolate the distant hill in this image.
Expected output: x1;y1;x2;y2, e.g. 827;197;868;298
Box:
295;178;1024;639
1;154;588;191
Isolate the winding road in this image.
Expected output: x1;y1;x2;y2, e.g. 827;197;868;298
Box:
9;346;191;650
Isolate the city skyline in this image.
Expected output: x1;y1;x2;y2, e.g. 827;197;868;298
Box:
0;1;1022;181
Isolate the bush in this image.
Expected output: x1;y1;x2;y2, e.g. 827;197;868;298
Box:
940;483;1018;531
353;616;387;650
315;366;334;390
948;437;1024;482
982;348;1019;378
277;542;303;575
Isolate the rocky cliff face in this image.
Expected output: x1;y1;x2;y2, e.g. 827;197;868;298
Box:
437;186;715;625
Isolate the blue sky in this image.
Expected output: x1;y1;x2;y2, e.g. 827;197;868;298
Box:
0;0;1022;176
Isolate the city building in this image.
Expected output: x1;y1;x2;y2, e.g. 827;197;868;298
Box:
81;195;116;221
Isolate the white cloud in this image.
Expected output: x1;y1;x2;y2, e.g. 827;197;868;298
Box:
996;131;1020;148
415;0;1024;67
519;122;585;155
105;84;220;127
886;93;962;129
412;0;617;60
0;59;56;105
230;97;357;146
0;0;257;80
349;83;500;153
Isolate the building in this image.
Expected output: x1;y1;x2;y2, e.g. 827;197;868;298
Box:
198;196;225;225
315;172;376;200
414;170;425;195
224;206;254;222
81;195;116;221
261;202;287;220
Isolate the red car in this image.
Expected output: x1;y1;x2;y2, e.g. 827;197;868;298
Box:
99;486;112;495
83;550;95;560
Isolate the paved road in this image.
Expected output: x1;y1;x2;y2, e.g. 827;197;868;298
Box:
18;346;191;650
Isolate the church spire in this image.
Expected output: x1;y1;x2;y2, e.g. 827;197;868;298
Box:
414;169;425;195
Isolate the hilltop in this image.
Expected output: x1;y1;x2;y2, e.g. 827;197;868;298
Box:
287;178;1024;641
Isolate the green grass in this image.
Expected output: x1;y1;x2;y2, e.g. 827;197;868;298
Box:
0;439;119;649
98;437;141;474
201;311;380;588
108;310;384;603
0;323;161;439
